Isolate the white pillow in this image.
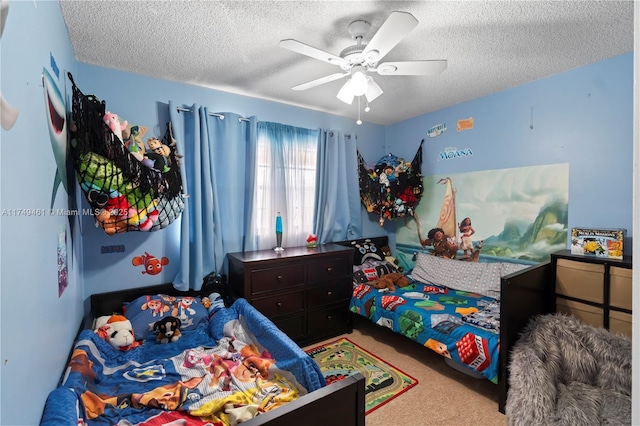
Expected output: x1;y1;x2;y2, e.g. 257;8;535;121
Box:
410;252;528;298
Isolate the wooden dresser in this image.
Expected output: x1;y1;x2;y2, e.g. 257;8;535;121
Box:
551;250;632;338
226;244;354;346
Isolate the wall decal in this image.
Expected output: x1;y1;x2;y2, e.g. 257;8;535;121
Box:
396;164;569;270
50;52;60;79
0;0;19;130
439;147;473;160
43;66;69;207
101;245;126;254
132;252;169;275
457;117;474;131
427;123;446;138
57;226;68;297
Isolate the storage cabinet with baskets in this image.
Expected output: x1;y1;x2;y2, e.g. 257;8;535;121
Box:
551;250;632;338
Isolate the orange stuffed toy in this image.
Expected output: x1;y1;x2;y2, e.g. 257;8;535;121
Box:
369;272;410;292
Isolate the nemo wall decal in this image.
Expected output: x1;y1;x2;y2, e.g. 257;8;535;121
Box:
132;252;169;275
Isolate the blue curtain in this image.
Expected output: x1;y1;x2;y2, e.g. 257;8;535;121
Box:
169;102;257;290
313;130;362;243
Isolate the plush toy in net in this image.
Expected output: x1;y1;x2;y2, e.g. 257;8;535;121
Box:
357;141;424;227
68;72;185;235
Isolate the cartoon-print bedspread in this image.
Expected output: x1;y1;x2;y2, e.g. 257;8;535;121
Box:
60;318;304;425
350;277;501;383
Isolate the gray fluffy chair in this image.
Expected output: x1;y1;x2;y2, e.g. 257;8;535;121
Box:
506;313;631;426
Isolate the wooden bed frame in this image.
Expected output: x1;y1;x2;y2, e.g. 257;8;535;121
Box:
498;260;552;412
334;236;553;414
79;283;366;426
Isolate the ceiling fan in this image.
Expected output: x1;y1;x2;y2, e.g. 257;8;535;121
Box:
279;11;447;106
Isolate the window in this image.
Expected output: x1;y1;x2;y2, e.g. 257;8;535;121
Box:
252;123;318;249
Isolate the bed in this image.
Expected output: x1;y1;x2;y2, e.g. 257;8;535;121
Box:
336;236;552;414
40;282;366;426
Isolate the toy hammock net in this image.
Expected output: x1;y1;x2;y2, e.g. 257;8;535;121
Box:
68;72;185;235
357;140;424;227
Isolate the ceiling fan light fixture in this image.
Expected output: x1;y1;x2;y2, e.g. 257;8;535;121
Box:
336;80;355;104
350;66;369;96
364;77;383;103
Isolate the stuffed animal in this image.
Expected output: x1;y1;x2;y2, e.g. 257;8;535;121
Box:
123;125;148;162
146;137;171;172
103;111;128;142
95;314;141;351
154;316;182;343
93;194;133;235
380;245;403;272
369;272;410;292
350;239;384;265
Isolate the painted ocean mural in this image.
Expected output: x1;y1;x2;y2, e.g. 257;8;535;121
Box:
396;163;569;271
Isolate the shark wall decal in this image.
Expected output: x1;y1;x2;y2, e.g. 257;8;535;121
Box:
42;67;69;207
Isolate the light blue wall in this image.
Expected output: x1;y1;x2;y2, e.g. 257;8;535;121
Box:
73;64;387;296
0;1;634;424
0;1;83;425
385;53;634;248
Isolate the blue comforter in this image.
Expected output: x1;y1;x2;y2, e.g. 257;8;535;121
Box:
41;298;325;425
350;277;501;383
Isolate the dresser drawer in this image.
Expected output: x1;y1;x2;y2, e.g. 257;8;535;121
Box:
226;245;353;346
308;257;350;284
308;281;351;307
610;266;632;310
555;259;604;303
609;310;632;339
306;304;351;341
556;298;603;328
273;315;305;341
251;265;304;294
252;291;304;318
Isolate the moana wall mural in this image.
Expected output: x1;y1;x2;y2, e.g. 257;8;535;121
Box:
395;163;569;271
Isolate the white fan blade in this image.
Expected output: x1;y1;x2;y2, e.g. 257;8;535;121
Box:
280;39;348;67
291;72;348;91
362;11;418;63
375;60;447;76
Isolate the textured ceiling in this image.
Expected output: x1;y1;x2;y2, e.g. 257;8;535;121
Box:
59;1;633;126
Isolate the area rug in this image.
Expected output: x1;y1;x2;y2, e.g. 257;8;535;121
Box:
305;337;418;414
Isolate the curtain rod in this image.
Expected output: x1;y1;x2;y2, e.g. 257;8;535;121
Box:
176;107;347;136
176;106;250;122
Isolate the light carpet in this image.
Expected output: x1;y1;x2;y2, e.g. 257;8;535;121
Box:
305;315;506;426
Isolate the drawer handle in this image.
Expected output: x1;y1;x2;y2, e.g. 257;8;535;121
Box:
327;315;333;320
276;275;283;280
326;267;333;272
276;302;283;308
327;291;333;297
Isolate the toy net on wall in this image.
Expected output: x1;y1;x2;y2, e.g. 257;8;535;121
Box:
68;72;185;235
358;140;424;227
